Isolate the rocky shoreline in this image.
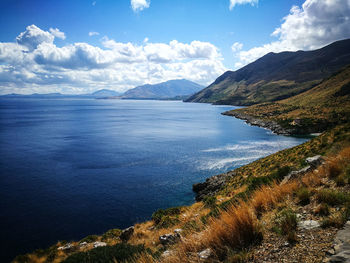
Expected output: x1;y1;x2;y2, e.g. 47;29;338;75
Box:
221;110;294;136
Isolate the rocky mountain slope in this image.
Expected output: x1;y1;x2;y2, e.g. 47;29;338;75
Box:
186;39;350;105
224;64;350;135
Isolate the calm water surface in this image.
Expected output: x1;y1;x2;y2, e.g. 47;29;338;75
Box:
0;98;307;261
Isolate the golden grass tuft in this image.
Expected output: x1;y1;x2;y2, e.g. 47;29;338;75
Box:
203;203;262;258
251;181;298;215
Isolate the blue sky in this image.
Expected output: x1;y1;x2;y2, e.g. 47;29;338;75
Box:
0;0;349;94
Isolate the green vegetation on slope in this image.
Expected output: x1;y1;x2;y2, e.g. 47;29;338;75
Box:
186;39;350;105
224;64;350;134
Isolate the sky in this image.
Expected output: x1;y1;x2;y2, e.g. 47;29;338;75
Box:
0;0;350;94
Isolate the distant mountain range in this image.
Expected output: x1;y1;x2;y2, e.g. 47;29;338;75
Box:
1;79;203;100
186;39;350;106
1;89;122;98
121;79;203;99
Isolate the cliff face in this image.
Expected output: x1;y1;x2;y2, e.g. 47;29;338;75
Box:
186;39;350;106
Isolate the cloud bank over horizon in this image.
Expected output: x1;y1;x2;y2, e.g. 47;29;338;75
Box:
233;0;350;68
0;25;226;95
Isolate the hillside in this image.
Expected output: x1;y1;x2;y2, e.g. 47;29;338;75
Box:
186;39;350;106
224;64;350;135
122;79;203;99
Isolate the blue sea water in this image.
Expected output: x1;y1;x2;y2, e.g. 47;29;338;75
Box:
0;98;307;261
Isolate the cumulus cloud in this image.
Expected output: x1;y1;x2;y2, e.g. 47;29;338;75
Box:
89;31;100;36
49;28;66;40
231;42;243;52
229;0;258;10
16;25;54;51
235;0;350;67
0;25;226;94
131;0;150;12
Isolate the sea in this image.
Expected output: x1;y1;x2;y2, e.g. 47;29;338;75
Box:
0;98;308;261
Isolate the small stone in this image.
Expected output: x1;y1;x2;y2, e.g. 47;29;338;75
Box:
198;248;212;260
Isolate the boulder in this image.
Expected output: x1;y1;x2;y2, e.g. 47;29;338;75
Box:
198;248;213;260
93;241;107;248
306;155;324;167
298;220;320;230
193;173;233;201
159;233;180;246
58;243;73;251
120;226;134;242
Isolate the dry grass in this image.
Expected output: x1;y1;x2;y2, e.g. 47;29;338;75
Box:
251;181;298;216
203;203;262;258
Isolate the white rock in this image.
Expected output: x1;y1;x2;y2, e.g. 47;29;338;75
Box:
58;243;73;250
198;248;212;260
93;241;107;248
298;220;320;230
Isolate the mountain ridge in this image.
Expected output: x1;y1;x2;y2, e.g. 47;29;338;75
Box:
122;79;203;99
186;39;350;105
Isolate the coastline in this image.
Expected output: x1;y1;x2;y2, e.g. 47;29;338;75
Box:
221;110;293;136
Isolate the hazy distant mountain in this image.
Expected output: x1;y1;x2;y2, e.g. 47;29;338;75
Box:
122;79;203;99
90;89;122;97
186;39;350;105
1;89;122;98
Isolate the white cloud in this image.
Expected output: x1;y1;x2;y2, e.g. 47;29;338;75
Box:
229;0;258;10
131;0;150;12
143;37;149;43
49;28;66;40
235;0;350;67
16;25;54;51
89;31;100;36
0;25;226;94
231;42;243;52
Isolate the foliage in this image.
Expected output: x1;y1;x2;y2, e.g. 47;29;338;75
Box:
62;243;149;263
316;189;350;206
296;187;311;205
272;208;298;243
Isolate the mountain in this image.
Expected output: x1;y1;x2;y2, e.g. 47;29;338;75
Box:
1;89;122;98
122;79;203;99
186;39;350;105
223;64;350;135
90;89;122;97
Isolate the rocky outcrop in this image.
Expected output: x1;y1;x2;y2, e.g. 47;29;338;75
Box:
120;226;134;242
222;111;293;135
193;173;234;201
326;221;350;263
281;155;324;184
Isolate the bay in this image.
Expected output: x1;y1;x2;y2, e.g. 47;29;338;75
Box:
0;98;307;261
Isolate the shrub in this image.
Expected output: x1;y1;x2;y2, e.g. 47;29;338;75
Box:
182;220;201;234
314;203;330;216
203;196;217;208
204;204;262;259
101;229;122;241
151;206;182;227
328;160;341;178
273;208;298;243
62;243;149;263
316;189;350;206
335;175;346;186
321;213;346;228
296;187;311;205
80;235;99;243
